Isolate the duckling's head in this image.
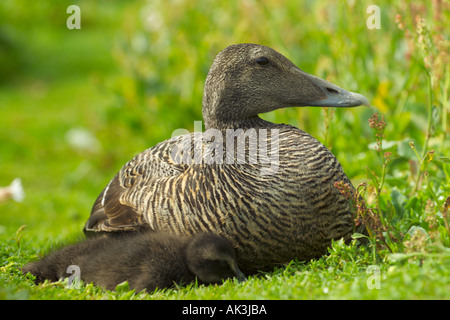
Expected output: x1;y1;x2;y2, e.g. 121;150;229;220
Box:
186;233;246;284
202;43;369;129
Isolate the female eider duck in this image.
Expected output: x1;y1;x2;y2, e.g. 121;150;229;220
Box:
23;232;245;292
84;43;369;273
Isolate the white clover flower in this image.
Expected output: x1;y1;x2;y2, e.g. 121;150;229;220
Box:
0;178;25;203
66;128;100;153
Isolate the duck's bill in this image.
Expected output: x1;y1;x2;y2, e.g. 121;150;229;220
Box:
299;71;370;108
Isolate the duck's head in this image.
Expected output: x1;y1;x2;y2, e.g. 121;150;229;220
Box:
202;43;369;129
186;233;246;284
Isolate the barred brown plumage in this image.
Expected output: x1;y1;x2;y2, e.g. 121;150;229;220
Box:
84;43;369;273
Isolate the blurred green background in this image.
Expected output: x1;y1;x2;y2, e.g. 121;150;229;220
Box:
0;0;448;243
0;0;449;299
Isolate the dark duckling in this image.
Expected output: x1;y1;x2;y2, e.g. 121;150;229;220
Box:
22;232;246;292
84;43;369;273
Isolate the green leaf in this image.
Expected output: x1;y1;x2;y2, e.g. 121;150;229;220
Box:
119;290;136;300
390;188;407;217
397;138;416;159
352;233;369;239
438;226;450;247
437;157;450;164
115;281;131;293
388;252;417;262
366;167;380;188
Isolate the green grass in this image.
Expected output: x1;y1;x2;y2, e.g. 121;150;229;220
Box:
1;0;449;300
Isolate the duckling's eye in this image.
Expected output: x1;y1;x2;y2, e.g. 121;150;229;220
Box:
256;57;270;65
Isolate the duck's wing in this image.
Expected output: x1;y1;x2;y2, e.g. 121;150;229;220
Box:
84;135;190;234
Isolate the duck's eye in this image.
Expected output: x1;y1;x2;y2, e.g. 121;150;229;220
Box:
256;57;269;65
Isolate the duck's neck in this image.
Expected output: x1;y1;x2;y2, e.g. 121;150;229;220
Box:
203;97;274;130
204;115;274;131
